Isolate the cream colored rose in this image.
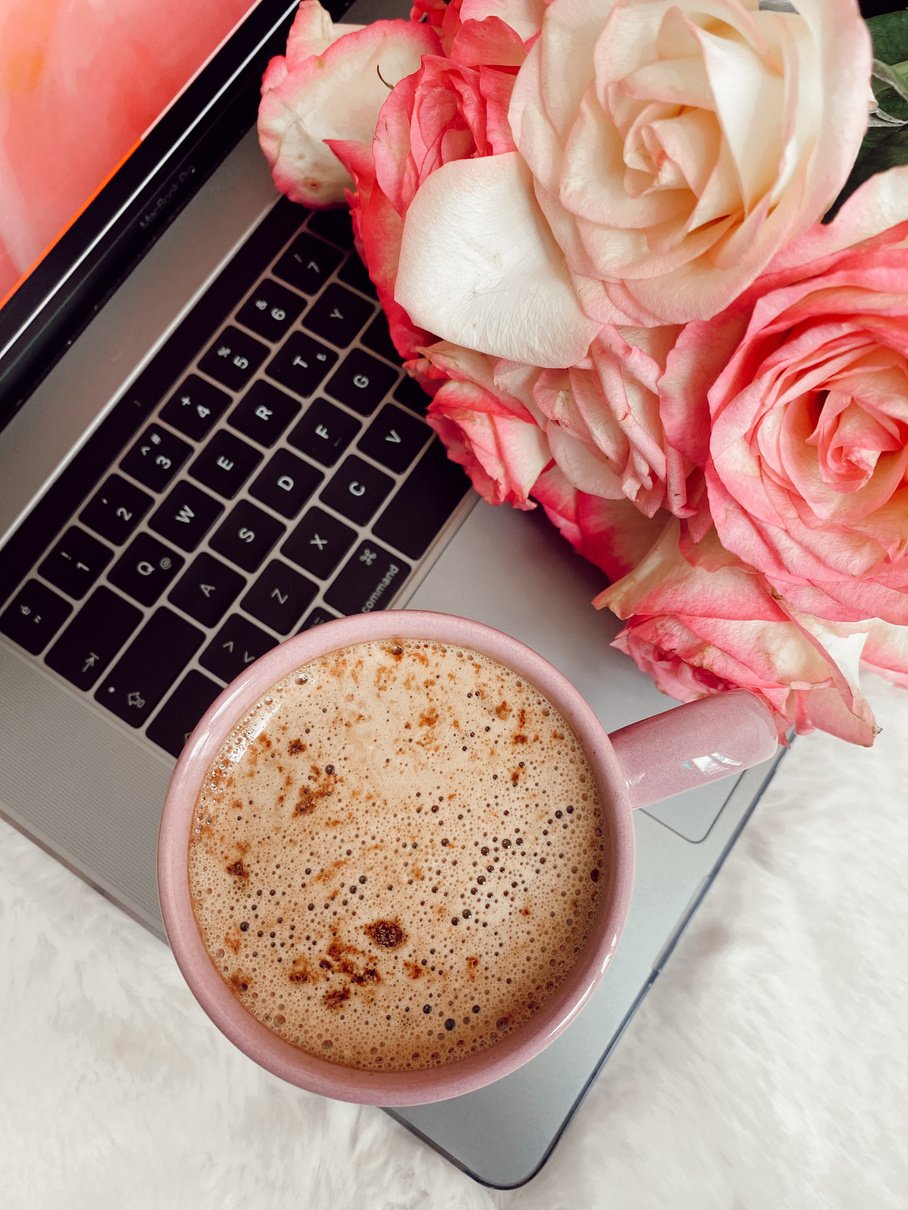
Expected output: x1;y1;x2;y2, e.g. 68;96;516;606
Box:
508;0;872;325
397;0;871;359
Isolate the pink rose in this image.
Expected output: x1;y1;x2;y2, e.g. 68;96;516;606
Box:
661;167;908;626
596;523;879;745
257;2;439;207
410;338;672;571
531;324;690;518
418;321;693;522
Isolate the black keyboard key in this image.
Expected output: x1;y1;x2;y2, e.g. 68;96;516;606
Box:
320;455;394;525
357;405;428;473
200;614;278;681
361;313;401;364
249;449;321;519
189;430;262;499
324;541;410;615
148;482;223;551
95;608;204;727
273;232;344;294
281;507;356;579
38;527;113;599
160;375;231;441
168;552;244;627
147;670;224;758
306;207;354;247
374;439;471;559
209;500;284;573
302;282;374;347
80;474;154;545
266;331;338;399
108;533;184;606
198;325;269;391
45;587;141;690
228;381;300;447
236;278;305;342
241;560;318;635
393;374;429;414
325;348;399;417
121;424;192;493
301;606;338;630
287;398;360;467
0;580;72;654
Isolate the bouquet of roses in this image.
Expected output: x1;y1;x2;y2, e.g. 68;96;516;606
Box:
257;0;908;745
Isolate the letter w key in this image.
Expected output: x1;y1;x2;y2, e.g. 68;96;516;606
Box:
149;482;224;552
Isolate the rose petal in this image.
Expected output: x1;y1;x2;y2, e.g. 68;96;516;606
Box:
395;152;601;366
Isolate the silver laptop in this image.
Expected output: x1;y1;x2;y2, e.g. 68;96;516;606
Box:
0;0;784;1188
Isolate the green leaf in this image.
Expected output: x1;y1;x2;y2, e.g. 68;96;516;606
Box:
866;11;908;67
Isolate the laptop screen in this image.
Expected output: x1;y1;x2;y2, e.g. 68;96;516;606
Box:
0;0;260;308
0;0;308;427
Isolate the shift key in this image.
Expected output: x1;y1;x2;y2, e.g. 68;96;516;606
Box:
95;607;203;727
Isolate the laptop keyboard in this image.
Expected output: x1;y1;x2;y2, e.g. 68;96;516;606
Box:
0;198;470;758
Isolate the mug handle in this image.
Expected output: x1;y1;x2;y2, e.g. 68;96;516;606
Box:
608;691;779;811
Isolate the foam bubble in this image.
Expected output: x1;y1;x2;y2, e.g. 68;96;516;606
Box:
188;638;607;1071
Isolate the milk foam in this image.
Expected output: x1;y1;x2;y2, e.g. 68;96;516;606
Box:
188;638;607;1072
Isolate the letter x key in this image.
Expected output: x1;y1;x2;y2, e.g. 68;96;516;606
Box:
280;506;355;579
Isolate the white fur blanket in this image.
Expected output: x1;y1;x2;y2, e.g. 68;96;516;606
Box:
2;673;907;1210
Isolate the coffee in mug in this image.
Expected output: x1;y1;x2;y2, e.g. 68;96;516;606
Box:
187;636;607;1072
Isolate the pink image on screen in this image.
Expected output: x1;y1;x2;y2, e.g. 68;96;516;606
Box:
0;0;257;300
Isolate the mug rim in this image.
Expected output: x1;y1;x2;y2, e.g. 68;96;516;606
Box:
157;610;636;1105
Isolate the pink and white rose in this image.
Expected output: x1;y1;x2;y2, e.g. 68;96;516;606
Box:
413;341;673;571
531;324;690;518
415;343;552;508
256;3;908;747
596;523;880;745
661;167;908;626
419;324;693;520
258;2;439;207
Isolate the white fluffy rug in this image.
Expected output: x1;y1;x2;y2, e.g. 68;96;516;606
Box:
2;673;907;1210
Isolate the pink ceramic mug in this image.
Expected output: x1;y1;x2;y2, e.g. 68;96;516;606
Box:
157;610;777;1105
